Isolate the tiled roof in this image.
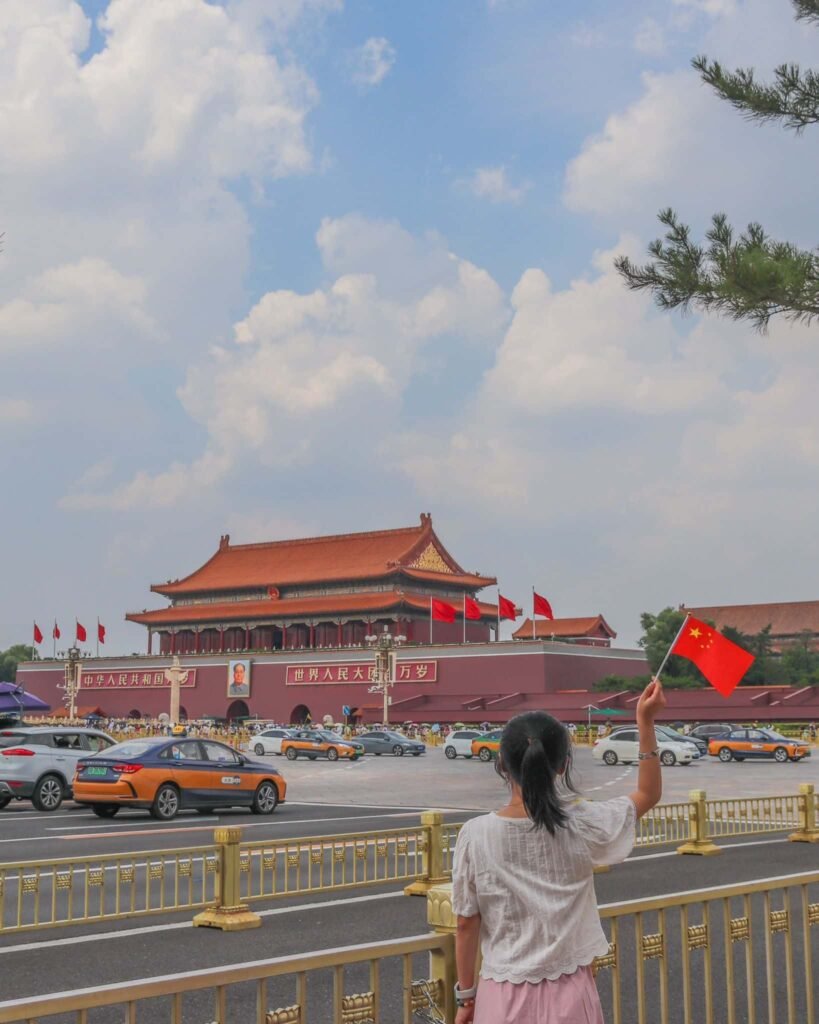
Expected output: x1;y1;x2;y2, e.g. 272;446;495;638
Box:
683;601;819;637
151;514;494;596
126;591;499;627
512;616;617;640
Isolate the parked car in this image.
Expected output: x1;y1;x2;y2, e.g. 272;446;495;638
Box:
689;723;740;742
592;728;694;767
281;730;363;762
73;737;286;819
708;729;812;763
252;728;295;756
655;725;707;758
443;730;482;760
471;730;503;762
0;726;116;811
357;730;425;757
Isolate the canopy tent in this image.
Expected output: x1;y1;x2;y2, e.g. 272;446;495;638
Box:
0;683;50;714
585;704;629;732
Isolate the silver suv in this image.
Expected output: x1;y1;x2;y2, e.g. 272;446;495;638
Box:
0;726;116;811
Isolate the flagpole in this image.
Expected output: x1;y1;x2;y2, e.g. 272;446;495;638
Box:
429;597;433;645
654;614;690;682
532;587;536;640
53;622;56;660
463;595;466;645
96;618;99;658
497;588;501;643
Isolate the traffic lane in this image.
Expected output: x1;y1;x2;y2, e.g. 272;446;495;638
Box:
0;803;472;861
1;834;817;1005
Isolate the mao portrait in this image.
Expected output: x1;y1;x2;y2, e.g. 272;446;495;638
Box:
227;659;251;697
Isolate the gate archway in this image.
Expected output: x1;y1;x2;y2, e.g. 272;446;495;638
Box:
226;699;249;721
290;704;311;725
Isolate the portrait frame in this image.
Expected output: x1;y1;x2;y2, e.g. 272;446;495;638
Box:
227;659;251;698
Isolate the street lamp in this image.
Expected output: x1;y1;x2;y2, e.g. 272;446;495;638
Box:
365;625;406;728
59;645;82;720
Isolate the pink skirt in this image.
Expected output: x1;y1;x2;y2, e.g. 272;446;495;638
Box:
473;967;604;1024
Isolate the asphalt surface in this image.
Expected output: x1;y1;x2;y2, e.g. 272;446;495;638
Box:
1;746;817;1021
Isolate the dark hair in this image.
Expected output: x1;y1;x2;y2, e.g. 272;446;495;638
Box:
495;711;576;834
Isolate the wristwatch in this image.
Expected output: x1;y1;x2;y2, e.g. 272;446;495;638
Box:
455;982;477;1007
638;748;659;760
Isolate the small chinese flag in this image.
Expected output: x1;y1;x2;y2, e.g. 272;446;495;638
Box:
98;622;106;644
431;599;456;623
33;623;44;645
53;622;61;640
464;597;482;621
498;594;517;621
76;621;87;643
671;616;755;698
533;592;554;619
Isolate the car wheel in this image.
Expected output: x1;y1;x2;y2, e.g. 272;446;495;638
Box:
150;784;180;821
251;781;279;815
718;747;733;762
393;745;405;757
327;747;339;762
660;750;676;767
602;750;618;766
91;805;120;818
33;774;64;812
444;747;457;760
478;747;492;762
254;743;266;756
285;747;298;760
773;747;788;763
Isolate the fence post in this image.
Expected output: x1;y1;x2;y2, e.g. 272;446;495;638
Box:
193;827;261;931
405;810;447;896
427;883;457;1024
788;783;819;843
677;789;721;856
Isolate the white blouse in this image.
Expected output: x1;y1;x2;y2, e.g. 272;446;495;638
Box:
451;796;636;983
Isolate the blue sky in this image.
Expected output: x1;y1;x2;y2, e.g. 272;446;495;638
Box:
3;0;819;654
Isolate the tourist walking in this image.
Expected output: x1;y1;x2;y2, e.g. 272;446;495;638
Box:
451;678;666;1024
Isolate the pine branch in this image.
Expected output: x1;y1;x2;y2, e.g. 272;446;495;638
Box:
794;0;819;27
615;210;819;331
693;55;819;131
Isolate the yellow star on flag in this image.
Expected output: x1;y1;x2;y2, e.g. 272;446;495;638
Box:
689;627;702;639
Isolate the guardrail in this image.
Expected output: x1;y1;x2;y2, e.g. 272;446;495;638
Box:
1;786;815;934
2;870;817;1023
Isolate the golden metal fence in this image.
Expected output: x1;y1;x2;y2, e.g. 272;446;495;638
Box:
0;842;219;934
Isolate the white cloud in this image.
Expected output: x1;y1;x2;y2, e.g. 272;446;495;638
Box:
67;215;509;508
633;18;666;56
459;165;531;204
349;37;396;88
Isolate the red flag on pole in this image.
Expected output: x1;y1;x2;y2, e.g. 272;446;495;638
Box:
53;622;61;640
33;623;43;645
76;621;87;643
498;594;517;621
431;599;456;623
670;616;754;697
464;597;482;621
98;622;106;644
533;592;554;619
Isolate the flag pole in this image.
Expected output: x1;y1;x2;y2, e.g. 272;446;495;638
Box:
532;587;536;640
429;597;433;645
53;621;56;660
497;588;501;643
96;618;99;658
654;614;690;682
463;595;466;645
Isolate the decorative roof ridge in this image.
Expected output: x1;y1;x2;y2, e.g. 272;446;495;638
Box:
222;516;430;554
682;598;819;611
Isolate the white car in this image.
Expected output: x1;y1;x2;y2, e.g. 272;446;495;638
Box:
251;728;295;756
592;728;693;767
444;730;483;760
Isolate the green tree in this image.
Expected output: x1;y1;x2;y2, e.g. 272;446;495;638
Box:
781;630;819;681
638;607;691;677
616;0;819;330
0;645;37;683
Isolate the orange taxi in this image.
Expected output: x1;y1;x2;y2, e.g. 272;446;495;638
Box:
708;727;811;764
282;729;364;762
471;730;502;762
73;737;286;820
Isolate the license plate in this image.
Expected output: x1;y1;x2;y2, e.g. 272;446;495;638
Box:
86;767;107;776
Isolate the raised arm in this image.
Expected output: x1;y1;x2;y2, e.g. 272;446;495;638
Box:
629;679;666;819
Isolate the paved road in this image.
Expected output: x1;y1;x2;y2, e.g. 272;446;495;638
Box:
0;748;816;1020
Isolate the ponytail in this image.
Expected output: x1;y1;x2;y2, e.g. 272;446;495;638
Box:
496;712;575;834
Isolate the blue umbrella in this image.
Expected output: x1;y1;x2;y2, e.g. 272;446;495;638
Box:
0;683;51;714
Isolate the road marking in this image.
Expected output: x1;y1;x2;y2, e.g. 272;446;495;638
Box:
50;810;432;840
0;890;406;955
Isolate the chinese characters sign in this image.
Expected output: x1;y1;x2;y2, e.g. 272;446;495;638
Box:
80;669;197;690
286;662;437;685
